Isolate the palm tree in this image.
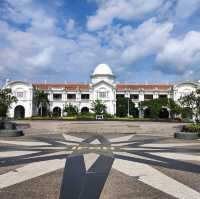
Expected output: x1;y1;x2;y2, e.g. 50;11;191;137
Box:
34;90;49;117
91;100;107;115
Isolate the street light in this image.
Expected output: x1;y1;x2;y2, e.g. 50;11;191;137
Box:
125;92;130;117
127;98;130;117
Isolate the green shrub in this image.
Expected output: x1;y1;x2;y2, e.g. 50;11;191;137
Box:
31;116;62;120
116;96;128;117
63;104;78;116
91;100;107;115
104;113;114;119
62;116;76;120
0;88;17;118
0;105;8;117
182;124;200;133
181;107;193;120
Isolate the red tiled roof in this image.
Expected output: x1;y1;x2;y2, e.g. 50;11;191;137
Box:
32;83;173;91
116;84;173;91
32;83;90;91
65;84;90;91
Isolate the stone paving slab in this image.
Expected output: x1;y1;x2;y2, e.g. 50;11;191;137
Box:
0;131;200;199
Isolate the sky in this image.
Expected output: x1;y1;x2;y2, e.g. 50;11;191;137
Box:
0;0;200;85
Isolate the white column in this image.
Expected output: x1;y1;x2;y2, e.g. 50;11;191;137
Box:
139;91;144;102
153;92;158;99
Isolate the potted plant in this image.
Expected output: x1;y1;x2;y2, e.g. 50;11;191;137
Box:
0;88;23;137
174;124;200;140
174;89;200;140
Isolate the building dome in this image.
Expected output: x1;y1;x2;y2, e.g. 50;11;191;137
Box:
92;64;114;76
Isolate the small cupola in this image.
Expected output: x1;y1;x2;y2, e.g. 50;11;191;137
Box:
91;64;115;84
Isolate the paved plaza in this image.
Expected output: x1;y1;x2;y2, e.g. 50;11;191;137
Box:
16;120;183;136
0;121;200;199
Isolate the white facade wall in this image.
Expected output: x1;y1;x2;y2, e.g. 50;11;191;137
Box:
173;83;198;102
3;64;200;118
90;82;116;115
5;81;33;118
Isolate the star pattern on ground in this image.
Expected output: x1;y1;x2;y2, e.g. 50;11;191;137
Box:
0;134;200;198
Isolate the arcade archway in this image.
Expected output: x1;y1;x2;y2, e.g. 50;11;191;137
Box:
53;107;62;117
14;105;25;119
81;107;89;113
144;108;151;118
159;108;169;119
130;108;139;118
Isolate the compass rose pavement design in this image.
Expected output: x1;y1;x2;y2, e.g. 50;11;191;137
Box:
0;134;200;199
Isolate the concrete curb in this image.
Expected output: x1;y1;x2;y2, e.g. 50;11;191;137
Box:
174;132;199;140
0;129;24;137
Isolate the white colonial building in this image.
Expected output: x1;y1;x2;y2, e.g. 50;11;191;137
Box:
3;64;200;118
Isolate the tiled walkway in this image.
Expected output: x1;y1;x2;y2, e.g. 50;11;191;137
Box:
0;133;200;199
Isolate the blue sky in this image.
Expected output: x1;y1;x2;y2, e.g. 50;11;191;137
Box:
0;0;200;85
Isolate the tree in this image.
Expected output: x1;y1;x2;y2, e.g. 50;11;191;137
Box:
116;96;138;117
179;89;200;122
168;98;182;118
181;107;193;119
116;96;128;117
141;98;165;118
0;88;17;118
34;89;49;116
129;101;139;118
63;104;78;116
141;98;181;119
91;100;107;115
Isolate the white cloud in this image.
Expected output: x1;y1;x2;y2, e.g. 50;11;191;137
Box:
2;0;33;23
0;2;68;76
87;0;165;30
121;18;173;63
175;0;200;20
156;31;200;74
0;13;174;81
96;18;173;64
65;18;75;32
87;0;200;31
0;48;19;73
6;0;32;5
0;0;200;83
25;47;55;67
2;0;57;34
0;18;106;79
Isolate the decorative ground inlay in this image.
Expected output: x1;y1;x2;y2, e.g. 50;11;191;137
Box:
0;134;200;199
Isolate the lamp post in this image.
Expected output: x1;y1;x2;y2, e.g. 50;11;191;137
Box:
125;91;130;117
168;96;171;119
127;98;130;117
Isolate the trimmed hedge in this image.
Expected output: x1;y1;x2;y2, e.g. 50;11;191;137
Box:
30;116;76;120
16;116;184;123
77;113;95;120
